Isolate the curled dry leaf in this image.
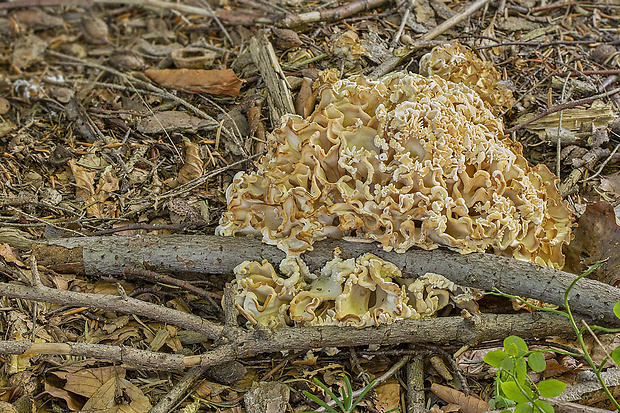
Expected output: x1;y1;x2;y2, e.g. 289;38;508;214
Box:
169;139;203;188
431;383;489;413
0;96;10;114
294;76;315;117
68;160;119;218
145;68;243;97
564;201;620;286
79;15;109;45
0;244;25;266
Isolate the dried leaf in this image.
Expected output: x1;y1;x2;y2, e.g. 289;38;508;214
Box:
68;159;98;217
431;383;489;413
145;68;243;97
43;381;85;411
12;34;48;70
137;111;216;134
80;377;152;413
169;139;203;188
80;15;109;45
599;172;620;199
564;202;620;286
295;77;316;118
372;379;401;412
12;9;64;30
0;244;25;266
0;97;9;115
62;366;126;398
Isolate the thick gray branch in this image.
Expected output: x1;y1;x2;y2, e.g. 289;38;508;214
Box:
32;235;620;327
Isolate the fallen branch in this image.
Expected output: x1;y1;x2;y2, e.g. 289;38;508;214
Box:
0;312;577;370
504;85;620;134
276;0;391;28
0;280;226;340
30;235;620;328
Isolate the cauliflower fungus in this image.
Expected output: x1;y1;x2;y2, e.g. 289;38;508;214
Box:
419;42;515;115
217;71;571;269
232;253;480;327
220;43;573;327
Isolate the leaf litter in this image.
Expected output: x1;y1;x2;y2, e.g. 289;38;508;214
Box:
0;0;620;412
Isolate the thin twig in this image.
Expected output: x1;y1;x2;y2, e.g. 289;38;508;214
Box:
556;73;572;178
8;207;86;237
389;1;412;51
583;143;620;182
582;320;620;370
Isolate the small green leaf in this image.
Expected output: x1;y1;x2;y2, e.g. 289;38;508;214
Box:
515;402;534;413
528;351;546;372
537;379;566;398
501;356;516;371
504;336;528;357
492;395;516;409
501;410;513;413
501;381;531;403
534;399;555;413
614;301;620;320
485;350;509;367
612;346;620;367
515;357;528;385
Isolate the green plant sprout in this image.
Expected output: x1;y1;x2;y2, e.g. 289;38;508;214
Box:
301;376;399;413
484;335;565;413
486;261;620;412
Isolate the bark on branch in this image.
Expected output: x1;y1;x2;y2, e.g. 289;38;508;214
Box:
32;235;620;327
0;312;577;370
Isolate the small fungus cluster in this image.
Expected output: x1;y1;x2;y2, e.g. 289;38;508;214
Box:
233;253;480;327
219;44;573;327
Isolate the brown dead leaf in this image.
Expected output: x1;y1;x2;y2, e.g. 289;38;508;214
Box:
64;367;126;398
599;172;620;199
431;383;489;413
68;159;97;217
42;381;85;411
372;379;400;413
564;201;620;286
80;377;151;413
295;77;316;118
137;111;216;134
0;244;25;266
169;139;203;188
12;34;48;70
145;68;243;97
67;159;119;218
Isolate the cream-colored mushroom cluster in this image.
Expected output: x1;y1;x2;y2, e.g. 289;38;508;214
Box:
419;42;515;115
232;253;480;327
217;71;572;269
